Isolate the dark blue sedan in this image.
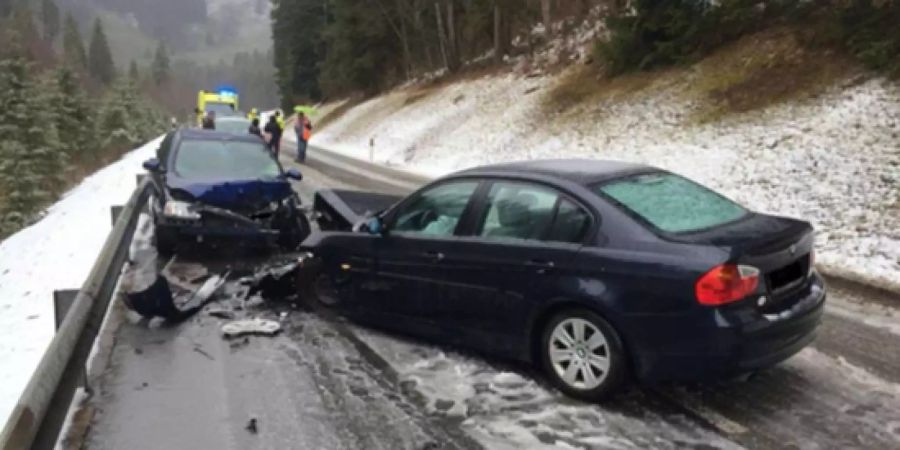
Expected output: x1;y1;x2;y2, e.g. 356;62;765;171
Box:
306;159;826;400
142;129;309;255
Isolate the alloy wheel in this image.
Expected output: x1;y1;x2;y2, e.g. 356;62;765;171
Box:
548;318;611;390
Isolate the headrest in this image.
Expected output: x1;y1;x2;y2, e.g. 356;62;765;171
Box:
496;193;536;227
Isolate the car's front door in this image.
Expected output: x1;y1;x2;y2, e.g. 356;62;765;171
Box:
434;181;593;354
364;180;481;335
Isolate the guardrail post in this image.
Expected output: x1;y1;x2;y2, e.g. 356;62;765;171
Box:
53;290;79;331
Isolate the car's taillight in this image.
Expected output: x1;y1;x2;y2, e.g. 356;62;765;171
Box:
695;264;760;306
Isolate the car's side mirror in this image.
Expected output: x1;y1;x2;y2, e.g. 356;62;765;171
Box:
284;168;303;181
364;216;384;235
142;158;163;173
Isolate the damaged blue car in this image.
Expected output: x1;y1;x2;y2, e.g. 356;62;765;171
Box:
142;129;310;255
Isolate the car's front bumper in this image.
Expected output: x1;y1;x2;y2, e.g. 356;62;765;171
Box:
628;274;827;382
155;204;286;246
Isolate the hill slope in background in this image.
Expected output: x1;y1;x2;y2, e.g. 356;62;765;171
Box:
59;0;271;71
311;28;900;292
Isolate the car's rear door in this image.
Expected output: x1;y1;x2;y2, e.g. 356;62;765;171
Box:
364;180;481;335
432;180;593;354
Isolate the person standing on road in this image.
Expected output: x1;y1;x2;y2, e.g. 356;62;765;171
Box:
264;115;283;156
202;111;216;130
249;118;263;139
294;112;313;163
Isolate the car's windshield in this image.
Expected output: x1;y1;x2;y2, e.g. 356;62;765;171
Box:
596;172;747;233
216;119;251;135
174;139;280;179
205;101;236;115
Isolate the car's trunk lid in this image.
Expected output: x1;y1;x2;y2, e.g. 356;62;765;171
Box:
669;213;815;312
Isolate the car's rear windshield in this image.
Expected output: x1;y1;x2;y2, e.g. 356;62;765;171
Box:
205;101;236;114
174;139;279;179
595;172;747;233
216;119;251;135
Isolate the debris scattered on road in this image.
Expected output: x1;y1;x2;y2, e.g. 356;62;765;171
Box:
222;318;281;338
241;261;300;300
245;417;258;434
237;253;317;302
192;345;215;361
161;257;209;291
207;307;236;320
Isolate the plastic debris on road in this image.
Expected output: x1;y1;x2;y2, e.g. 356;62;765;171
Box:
221;318;281;338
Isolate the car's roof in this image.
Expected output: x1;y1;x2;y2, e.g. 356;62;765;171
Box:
176;128;261;144
456;159;655;185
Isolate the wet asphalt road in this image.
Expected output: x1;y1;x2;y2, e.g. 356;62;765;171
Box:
82;141;900;449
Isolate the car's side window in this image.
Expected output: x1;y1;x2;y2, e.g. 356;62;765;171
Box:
546;199;591;244
478;182;559;241
391;181;479;237
478;182;591;244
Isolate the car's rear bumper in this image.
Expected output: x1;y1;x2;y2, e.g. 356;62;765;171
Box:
629;274;826;382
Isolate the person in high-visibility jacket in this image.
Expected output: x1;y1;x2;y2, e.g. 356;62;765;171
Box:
274;110;285;129
294;112;313;163
247;108;259;121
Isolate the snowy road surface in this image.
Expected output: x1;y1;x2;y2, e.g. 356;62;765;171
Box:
78;142;900;449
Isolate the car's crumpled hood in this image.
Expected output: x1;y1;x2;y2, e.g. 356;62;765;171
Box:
167;177;293;214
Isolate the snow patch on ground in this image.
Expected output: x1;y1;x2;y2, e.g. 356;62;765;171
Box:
354;326;740;449
0;137;162;426
312;71;900;290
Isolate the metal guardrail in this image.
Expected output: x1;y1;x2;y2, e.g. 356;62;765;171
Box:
0;180;152;450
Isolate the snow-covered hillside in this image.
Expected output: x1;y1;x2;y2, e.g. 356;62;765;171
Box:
312;71;900;291
0;137;161;426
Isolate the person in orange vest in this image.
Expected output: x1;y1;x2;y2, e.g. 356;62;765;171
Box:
294;112;313;163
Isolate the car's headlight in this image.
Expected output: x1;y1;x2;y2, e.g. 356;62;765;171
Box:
163;201;200;220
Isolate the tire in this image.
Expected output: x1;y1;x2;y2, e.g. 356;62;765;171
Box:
308;272;342;308
540;308;627;401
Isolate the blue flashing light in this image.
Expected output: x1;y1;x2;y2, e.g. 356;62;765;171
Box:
215;84;238;97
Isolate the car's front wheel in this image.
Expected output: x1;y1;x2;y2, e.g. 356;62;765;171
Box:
310;272;342;307
540;309;627;401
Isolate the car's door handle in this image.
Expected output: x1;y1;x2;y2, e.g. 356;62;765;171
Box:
526;260;555;274
423;251;445;262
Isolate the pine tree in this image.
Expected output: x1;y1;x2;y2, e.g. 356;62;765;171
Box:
9;3;40;55
97;80;165;152
151;41;169;85
129;60;140;80
52;66;96;161
41;0;60;43
88;18;116;85
62;13;87;70
0;58;64;234
271;0;326;105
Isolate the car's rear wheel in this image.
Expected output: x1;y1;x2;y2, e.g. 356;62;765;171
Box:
540;309;627;401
